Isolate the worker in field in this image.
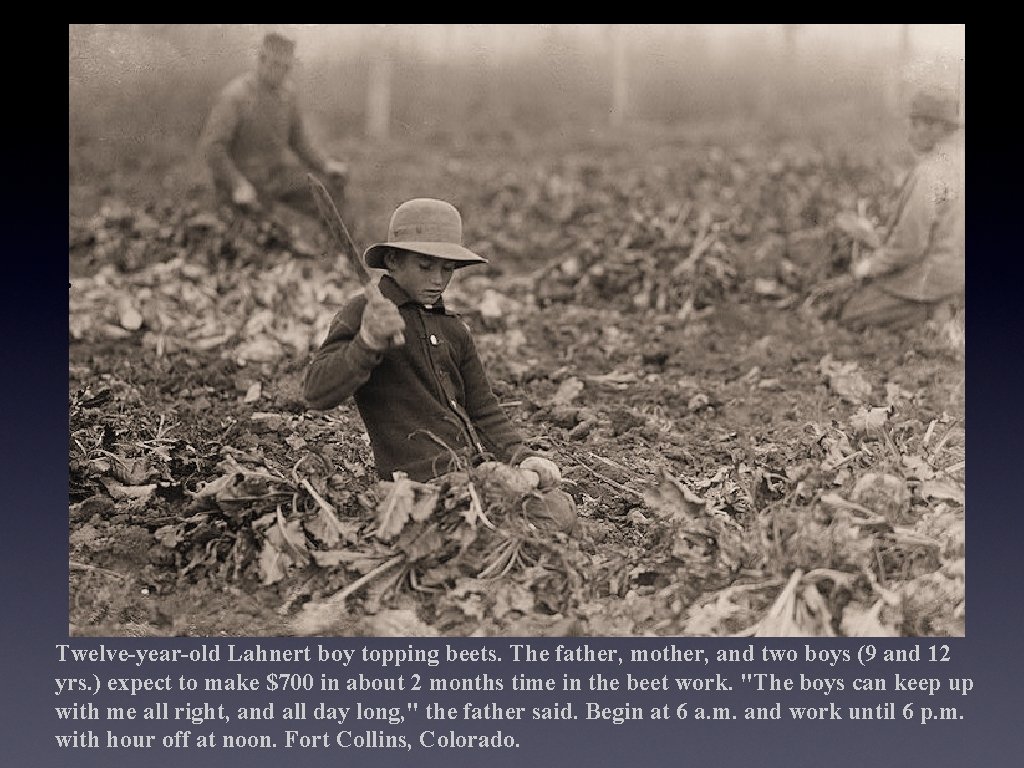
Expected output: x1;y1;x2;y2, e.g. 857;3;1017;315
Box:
198;31;349;220
837;86;964;331
303;198;578;535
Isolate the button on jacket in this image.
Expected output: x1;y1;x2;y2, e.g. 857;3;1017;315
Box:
304;276;530;481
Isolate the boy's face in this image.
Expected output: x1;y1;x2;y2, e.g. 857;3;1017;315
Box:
385;251;457;305
908;116;954;154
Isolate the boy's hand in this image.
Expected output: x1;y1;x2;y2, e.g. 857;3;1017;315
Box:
359;294;405;350
852;255;876;280
519;456;562;489
324;159;349;182
835;211;881;249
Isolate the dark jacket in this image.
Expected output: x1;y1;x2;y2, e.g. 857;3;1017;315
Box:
304;276;531;481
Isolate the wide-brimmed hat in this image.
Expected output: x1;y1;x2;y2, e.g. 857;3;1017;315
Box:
909;87;961;127
364;198;488;270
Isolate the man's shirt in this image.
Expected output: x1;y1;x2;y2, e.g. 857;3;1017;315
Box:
199;72;328;192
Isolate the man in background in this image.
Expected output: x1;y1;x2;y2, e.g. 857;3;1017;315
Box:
199;31;349;220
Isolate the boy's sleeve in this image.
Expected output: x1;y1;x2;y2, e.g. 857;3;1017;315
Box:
870;165;938;276
303;294;383;410
459;330;534;465
199;84;247;191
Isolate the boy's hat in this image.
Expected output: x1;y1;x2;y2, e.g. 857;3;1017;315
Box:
909;87;961;127
364;198;488;270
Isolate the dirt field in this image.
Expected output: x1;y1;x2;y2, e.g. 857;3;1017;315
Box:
68;126;965;638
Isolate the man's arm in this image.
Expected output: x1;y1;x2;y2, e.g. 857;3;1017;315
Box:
288;95;330;174
199;84;250;192
304;296;384;410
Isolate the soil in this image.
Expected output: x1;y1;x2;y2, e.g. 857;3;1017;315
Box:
68;128;965;637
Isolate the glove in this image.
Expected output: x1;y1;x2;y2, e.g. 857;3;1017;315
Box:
358;293;405;351
324;159;349;181
232;179;258;207
518;456;562;490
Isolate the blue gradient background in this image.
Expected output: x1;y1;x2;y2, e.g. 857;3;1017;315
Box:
4;31;1019;768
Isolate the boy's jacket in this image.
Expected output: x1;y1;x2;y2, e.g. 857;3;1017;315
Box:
304;275;531;481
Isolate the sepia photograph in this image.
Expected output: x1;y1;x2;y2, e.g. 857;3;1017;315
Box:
69;23;965;638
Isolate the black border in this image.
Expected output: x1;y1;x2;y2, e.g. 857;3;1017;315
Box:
6;20;1019;768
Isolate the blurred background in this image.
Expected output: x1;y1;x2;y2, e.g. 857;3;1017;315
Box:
69;23;964;163
68;22;965;258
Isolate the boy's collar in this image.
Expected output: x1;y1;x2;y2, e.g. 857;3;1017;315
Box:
378;274;449;312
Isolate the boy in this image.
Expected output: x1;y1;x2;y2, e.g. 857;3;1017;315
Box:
839;86;964;331
304;198;577;534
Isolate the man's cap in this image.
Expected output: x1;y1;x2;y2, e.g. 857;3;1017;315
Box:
364;199;488;270
261;31;296;55
909;87;961;127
